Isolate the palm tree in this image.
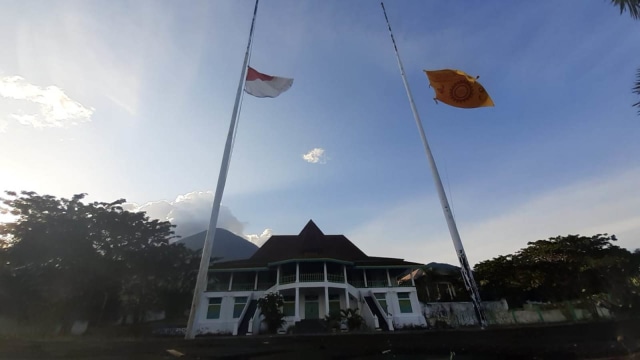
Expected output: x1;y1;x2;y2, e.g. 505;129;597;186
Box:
609;0;640;113
634;68;640;114
610;0;640;19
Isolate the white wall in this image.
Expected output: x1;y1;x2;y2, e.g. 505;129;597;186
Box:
197;290;256;335
385;289;428;329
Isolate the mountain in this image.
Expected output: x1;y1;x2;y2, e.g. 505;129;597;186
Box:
173;228;258;262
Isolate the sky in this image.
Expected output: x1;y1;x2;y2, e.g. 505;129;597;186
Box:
1;0;639;266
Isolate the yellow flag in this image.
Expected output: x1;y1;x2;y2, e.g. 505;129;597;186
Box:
424;69;494;108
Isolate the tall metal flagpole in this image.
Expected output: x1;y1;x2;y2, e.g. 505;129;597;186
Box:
380;2;488;328
185;0;260;339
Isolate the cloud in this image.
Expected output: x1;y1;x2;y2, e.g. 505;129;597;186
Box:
0;76;94;129
124;191;272;246
246;229;273;247
349;167;640;266
302;148;327;164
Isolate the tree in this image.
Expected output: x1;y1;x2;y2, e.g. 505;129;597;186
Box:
0;191;199;330
257;292;285;334
610;0;640;19
609;0;640;113
634;68;640;114
474;234;640;310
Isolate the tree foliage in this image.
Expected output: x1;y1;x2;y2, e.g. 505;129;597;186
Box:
634;68;640;113
257;292;285;333
0;191;199;330
610;0;640;19
474;234;640;311
609;0;640;113
340;308;364;331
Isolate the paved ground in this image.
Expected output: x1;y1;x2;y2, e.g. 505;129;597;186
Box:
0;320;638;359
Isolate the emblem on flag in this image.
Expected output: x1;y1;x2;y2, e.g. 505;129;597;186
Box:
424;69;494;108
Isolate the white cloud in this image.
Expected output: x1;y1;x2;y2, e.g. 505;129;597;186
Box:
0;76;94;129
302;148;327;164
349;167;640;266
124;191;272;246
246;229;273;247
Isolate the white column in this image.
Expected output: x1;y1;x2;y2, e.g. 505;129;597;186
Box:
295;287;300;320
343;265;348;284
254;272;259;290
345;288;350;308
228;272;234;291
276;266;280;286
386;269;391;287
363;269;368;288
410;269;415;286
323;262;328;282
324;287;330;316
296;262;300;283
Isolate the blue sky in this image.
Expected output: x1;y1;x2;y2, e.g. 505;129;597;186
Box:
1;0;639;265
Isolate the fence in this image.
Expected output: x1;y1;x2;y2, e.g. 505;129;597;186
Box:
422;300;612;328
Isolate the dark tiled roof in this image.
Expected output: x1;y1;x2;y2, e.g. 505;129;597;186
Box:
249;220;369;262
210;220;420;270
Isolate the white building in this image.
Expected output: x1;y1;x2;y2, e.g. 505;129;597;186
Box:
195;220;427;335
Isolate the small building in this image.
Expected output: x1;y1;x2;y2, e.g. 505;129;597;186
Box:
195;220;427;335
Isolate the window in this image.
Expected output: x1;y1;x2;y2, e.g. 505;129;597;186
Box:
374;293;388;314
283;295;295;317
207;297;222;319
233;296;248;319
328;294;340;315
398;292;412;313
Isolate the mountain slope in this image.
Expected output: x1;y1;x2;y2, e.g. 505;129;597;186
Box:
173;228;258;262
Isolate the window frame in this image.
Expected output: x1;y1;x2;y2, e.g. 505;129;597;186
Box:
207;297;222;319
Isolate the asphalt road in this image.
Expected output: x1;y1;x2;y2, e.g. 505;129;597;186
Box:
0;320;638;360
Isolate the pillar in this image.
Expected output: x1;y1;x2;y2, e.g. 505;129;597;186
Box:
363;269;368;287
324;287;330;317
296;262;300;283
343;265;348;284
295;287;300;320
345;288;350;308
323;262;328;282
410;268;415;286
386;269;392;287
276;266;280;285
228;272;234;291
254;271;259;290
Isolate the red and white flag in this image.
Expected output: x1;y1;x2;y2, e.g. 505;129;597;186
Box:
244;67;293;98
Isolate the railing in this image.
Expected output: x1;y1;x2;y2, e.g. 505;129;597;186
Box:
256;282;275;290
327;273;345;283
299;273;324;282
368;280;389;288
207;283;228;292
348;280;367;288
280;274;296;284
391;280;414;288
230;282;255;291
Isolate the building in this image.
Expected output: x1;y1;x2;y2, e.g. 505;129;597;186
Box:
194;220;427;335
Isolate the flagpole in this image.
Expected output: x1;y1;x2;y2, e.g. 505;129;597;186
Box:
380;2;488;328
185;0;260;339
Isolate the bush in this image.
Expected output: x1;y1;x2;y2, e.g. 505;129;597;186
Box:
340;308;364;331
257;292;286;334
